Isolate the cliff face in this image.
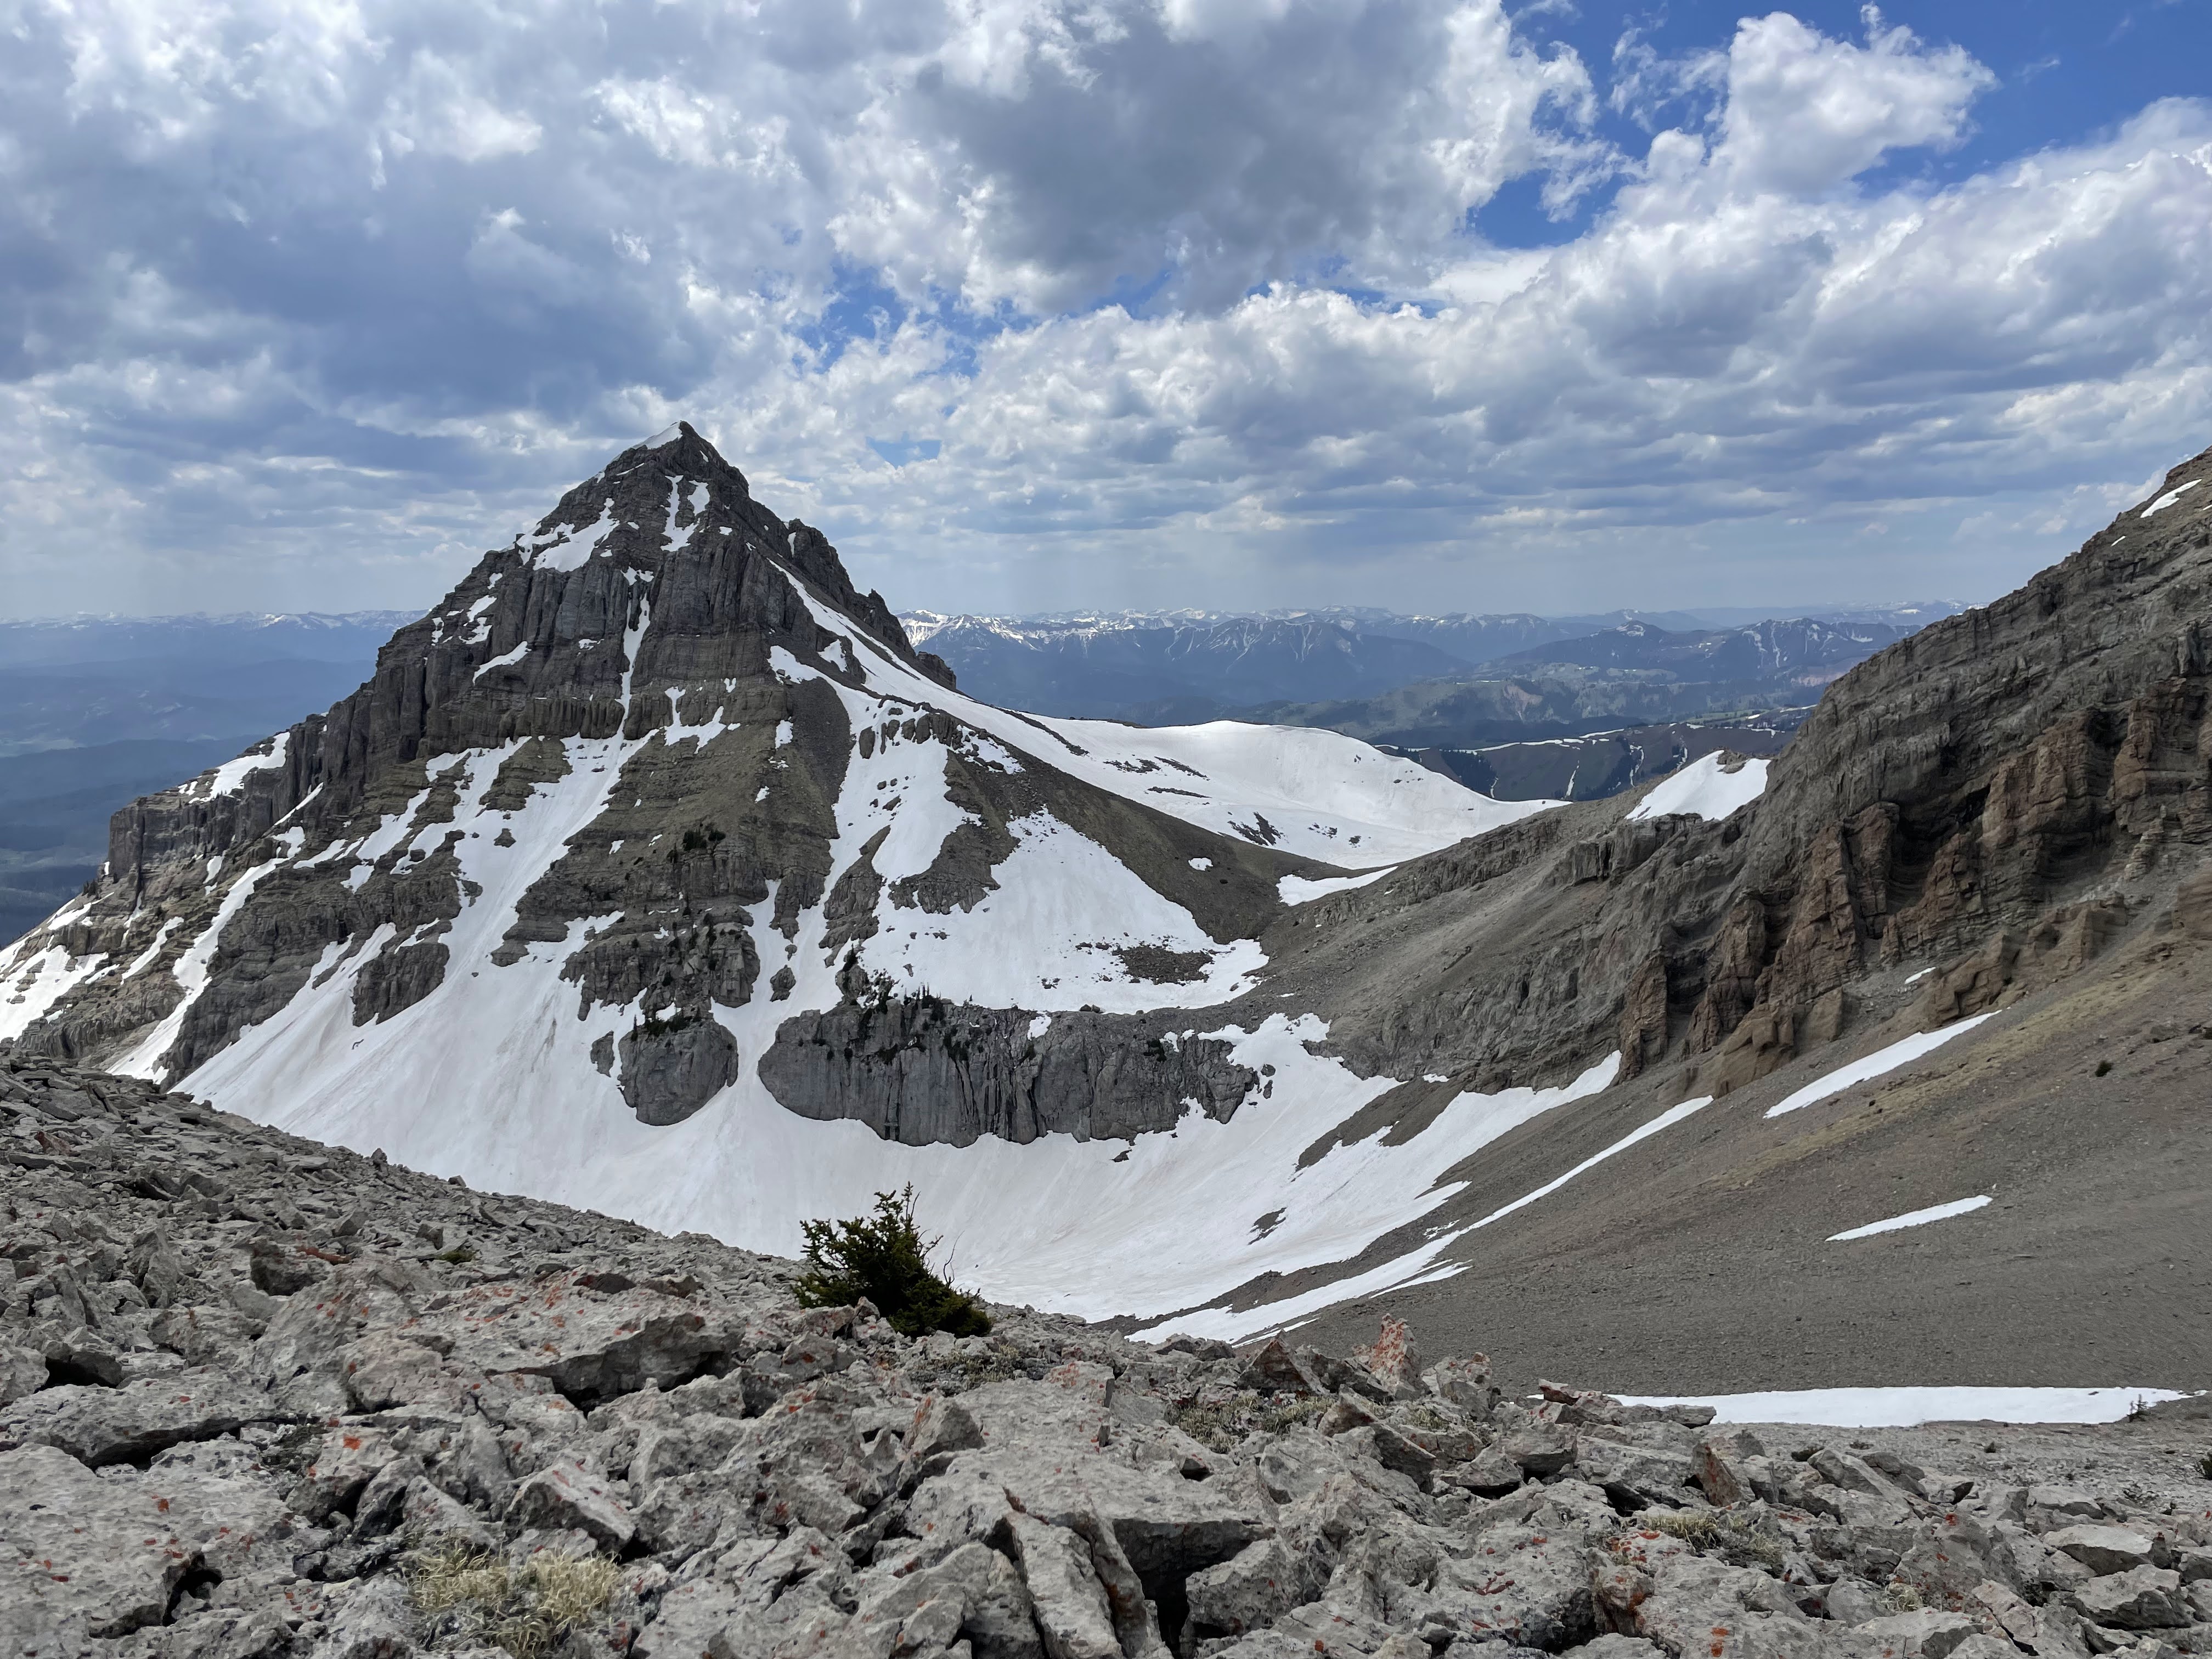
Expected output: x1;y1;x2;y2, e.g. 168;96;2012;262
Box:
1286;444;2212;1103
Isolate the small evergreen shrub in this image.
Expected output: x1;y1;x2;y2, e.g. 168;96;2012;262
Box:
794;1186;991;1338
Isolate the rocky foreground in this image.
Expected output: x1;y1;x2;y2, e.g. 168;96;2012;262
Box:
3;1057;2209;1659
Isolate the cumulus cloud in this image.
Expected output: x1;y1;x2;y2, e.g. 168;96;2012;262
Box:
0;0;2208;617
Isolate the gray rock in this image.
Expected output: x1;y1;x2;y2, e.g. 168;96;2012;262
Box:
3;1053;2209;1659
1185;1537;1302;1641
1002;1511;1127;1659
617;1020;741;1126
905;1393;986;1462
1572;1435;1695;1508
0;1445;207;1649
0;1369;284;1466
1428;1526;1595;1651
1499;1423;1574;1478
2049;1525;2161;1576
1850;1610;1981;1657
0;1340;46;1404
507;1465;636;1553
2070;1567;2190;1631
2029;1485;2108;1518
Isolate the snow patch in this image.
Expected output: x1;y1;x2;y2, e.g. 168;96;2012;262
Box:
2140;479;2201;517
204;733;289;797
1128;1053;1621;1341
1628;753;1769;822
0;939;108;1046
1828;1194;1991;1241
1466;1093;1714;1232
1767;1014;1997;1118
121;917;185;979
474;642;528;680
462;594;496;645
1158;1084;1708;1344
772;573;1558;868
531;498;614;572
1279;866;1395;905
856;811;1265;1012
112;851;292;1078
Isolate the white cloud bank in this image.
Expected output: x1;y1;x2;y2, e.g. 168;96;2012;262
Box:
1;2;2208;616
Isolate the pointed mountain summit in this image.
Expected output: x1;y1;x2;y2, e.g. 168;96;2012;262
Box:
0;425;1544;1296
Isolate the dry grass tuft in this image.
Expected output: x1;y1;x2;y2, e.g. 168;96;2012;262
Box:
1643;1508;1788;1570
408;1541;620;1659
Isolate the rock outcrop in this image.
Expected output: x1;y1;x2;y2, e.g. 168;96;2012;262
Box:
5;1055;2210;1659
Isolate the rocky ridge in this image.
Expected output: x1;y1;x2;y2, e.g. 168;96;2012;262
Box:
6;1056;2211;1659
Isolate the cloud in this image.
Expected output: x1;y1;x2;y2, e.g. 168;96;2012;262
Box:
1713;9;1994;196
0;1;2207;619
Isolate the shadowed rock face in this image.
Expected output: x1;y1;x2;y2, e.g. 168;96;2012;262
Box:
760;991;1256;1147
618;1018;744;1125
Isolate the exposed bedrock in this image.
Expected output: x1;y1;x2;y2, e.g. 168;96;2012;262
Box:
618;1018;744;1125
1308;444;2212;1102
760;994;1256;1146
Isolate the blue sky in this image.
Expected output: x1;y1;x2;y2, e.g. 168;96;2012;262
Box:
2;0;2208;620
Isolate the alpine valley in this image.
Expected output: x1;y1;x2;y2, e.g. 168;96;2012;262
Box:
4;426;2210;1391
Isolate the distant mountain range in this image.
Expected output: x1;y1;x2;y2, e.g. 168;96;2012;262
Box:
902;603;1962;728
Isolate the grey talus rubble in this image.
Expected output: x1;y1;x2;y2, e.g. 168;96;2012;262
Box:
5;1055;2210;1659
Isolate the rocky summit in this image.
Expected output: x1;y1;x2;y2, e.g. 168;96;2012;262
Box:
3;432;2212;1380
5;1056;2211;1659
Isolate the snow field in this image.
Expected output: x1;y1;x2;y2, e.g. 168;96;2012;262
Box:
0;930;107;1046
1137;1076;1737;1344
1627;753;1770;822
1615;1386;2192;1427
858;812;1266;1012
795;655;1265;1012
